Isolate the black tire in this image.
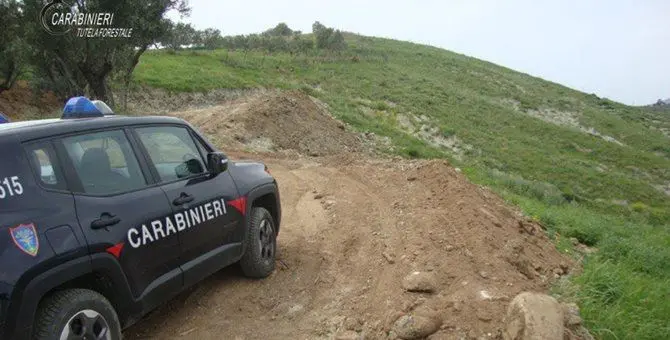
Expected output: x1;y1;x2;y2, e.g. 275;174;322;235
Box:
33;288;122;340
239;207;277;278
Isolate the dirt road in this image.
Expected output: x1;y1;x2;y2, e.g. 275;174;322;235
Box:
123;92;574;340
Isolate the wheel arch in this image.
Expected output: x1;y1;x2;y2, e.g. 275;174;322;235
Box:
251;193;280;233
247;182;281;234
7;254;138;340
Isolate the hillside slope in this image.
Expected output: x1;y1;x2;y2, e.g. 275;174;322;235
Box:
134;35;670;221
129;34;670;340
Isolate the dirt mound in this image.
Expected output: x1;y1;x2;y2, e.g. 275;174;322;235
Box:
239;90;362;156
169;90;364;157
125;150;575;339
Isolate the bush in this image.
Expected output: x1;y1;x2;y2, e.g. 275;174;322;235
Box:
312;21;347;51
264;23;293;37
631;201;649;213
488;169;566;205
406;148;421;158
442;127;456;138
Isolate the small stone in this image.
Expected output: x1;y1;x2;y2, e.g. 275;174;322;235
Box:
560;262;569;273
407;176;417;181
478;290;492;300
402;272;438;293
512;258;536;279
562;303;582;326
454;168;462;173
445;245;454;251
392;314;442;339
477;311;492;322
479;208;502;227
479;271;489;279
383;251;396;264
313;193;324;199
570;237;579;246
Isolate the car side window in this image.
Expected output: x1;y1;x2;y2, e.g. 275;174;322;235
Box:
135;126;207;182
61;130;147;195
24;142;66;190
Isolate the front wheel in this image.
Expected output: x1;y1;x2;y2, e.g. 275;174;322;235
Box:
239;207;277;278
33;288;122;340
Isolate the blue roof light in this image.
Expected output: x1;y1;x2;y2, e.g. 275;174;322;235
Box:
62;97;104;119
0;112;9;124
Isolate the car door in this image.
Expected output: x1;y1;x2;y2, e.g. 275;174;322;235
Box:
132;124;241;287
57;128;183;309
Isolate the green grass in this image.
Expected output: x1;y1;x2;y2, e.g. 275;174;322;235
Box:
466;167;670;339
132;34;670;339
134;40;670;218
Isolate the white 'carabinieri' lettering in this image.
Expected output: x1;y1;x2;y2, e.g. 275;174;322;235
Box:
127;197;228;248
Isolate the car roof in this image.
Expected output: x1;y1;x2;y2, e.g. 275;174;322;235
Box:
0;115;188;142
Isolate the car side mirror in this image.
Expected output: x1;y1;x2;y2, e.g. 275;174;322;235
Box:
207;152;228;174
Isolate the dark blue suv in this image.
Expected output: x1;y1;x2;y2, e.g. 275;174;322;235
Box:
0;97;281;340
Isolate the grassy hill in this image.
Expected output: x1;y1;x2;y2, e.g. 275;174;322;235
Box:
132;34;670;339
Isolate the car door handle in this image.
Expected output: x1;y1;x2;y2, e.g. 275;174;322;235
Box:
173;193;194;206
91;213;121;230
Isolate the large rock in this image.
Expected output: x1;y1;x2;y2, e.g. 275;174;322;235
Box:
503;292;564;340
402;271;438;293
392;313;442;339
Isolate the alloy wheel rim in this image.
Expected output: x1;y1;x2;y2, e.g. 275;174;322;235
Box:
60;309;112;340
258;219;276;261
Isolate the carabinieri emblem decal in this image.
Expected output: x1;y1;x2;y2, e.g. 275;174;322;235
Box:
9;223;40;257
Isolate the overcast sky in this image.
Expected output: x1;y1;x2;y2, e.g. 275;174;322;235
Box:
170;0;669;106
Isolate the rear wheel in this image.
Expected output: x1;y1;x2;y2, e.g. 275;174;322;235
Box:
33;288;121;340
239;206;277;278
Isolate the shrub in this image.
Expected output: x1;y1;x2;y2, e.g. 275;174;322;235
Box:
488;169;566;206
442;127;456;138
631;201;649;213
406;148;421;158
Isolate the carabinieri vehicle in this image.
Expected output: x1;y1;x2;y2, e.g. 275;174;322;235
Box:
0;97;281;340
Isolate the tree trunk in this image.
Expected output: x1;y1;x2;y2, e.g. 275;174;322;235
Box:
88;77;108;101
0;58;19;94
77;59;113;102
122;45;149;112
